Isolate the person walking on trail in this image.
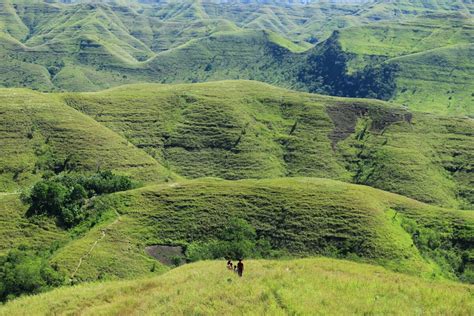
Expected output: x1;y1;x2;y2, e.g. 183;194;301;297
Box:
237;259;244;277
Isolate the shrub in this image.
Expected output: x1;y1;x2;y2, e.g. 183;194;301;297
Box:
80;170;134;195
170;256;183;267
185;218;273;261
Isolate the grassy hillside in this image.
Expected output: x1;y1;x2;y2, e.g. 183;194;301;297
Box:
141;30;296;86
338;14;474;115
65;81;473;208
359;1;474;20
0;82;470;284
388;44;474;115
0;0;317;92
0;2;472;311
340;15;473;60
0;88;175;192
50;177;473;283
1;257;473;315
0;81;470;295
0;194;65;255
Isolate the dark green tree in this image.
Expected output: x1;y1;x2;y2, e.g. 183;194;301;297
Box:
0;248;64;302
24;171;135;228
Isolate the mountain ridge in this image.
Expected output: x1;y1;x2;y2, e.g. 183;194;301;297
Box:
0;1;472;115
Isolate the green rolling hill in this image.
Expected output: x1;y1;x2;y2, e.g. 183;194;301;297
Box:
0;81;471;287
0;0;472;312
64;81;473;208
338;14;474;115
0;0;472;115
0;193;65;256
0;88;175;192
49;177;473;283
387;43;474;115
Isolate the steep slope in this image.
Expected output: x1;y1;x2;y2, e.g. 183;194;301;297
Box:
141;30;295;84
0;6;302;92
359;0;474;20
1;258;472;315
22;3;155;63
337;14;474;115
0;2;153;92
65;81;473;208
50;177;473;282
0;194;65;255
340;15;473;60
0;88;175;192
0;1;29;41
0;0;471;116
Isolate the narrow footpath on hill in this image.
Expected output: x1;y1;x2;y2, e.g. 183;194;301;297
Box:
70;210;121;280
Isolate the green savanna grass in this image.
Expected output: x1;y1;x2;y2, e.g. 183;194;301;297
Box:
0;81;470;286
0;88;176;192
388;44;474;116
64;80;473;208
0;194;65;255
0;0;472;117
339;15;474;59
50;177;473;282
1;257;473;315
0;2;472;311
338;14;474;116
360;0;473;20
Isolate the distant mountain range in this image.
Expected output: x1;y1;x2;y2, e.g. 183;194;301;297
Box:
1;0;471;115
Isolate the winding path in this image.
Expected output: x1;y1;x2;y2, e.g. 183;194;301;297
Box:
70;210;121;280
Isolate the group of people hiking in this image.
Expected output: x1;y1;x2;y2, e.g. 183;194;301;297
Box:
227;259;244;277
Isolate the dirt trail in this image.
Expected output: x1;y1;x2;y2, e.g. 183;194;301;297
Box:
70;211;121;280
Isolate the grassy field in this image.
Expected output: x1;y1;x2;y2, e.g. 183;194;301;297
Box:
0;2;472;312
0;81;470;284
0;81;471;284
340;15;473;60
49;177;473;282
388;43;474;115
1;257;473;315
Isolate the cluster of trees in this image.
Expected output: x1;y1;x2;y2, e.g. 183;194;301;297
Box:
186;218;274;261
297;31;398;100
22;171;135;228
0;247;64;302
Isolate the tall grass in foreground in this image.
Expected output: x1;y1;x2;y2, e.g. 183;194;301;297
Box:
1;257;472;315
